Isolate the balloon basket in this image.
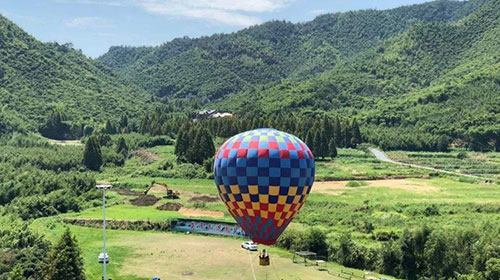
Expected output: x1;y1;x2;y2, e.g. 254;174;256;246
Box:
259;256;270;266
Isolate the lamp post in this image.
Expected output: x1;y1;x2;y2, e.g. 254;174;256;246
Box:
96;184;112;280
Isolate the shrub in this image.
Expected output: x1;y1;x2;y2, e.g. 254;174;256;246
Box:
160;161;174;170
424;205;440;216
457;151;468;159
373;230;399;241
346;181;368;187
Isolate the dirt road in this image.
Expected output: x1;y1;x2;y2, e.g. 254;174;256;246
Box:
368;148;489;181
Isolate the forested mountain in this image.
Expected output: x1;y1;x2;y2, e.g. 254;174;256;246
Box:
98;0;481;100
212;0;500;150
0;15;154;136
1;0;499;149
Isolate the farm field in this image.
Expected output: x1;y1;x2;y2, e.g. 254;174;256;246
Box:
31;218;390;280
89;146;500;239
10;142;500;280
99;147;431;187
314;149;430;181
75;145;500;254
387;150;500;181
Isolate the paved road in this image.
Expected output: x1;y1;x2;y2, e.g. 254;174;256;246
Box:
368;148;395;163
368;147;492;181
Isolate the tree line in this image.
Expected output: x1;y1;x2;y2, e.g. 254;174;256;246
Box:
0;217;86;280
277;223;500;280
136;113;364;163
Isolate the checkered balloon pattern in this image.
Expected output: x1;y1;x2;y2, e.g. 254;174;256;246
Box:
214;128;315;245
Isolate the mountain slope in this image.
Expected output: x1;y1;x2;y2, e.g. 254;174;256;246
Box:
214;0;500;149
98;0;479;100
0;15;154;134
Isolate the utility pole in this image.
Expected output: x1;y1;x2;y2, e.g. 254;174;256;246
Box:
96;184;112;280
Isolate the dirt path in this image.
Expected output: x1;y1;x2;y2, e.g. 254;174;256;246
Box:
47;138;82;146
368;148;491;181
313;179;439;195
178;207;225;218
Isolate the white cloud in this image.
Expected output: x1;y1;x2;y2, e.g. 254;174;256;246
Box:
161;0;293;13
55;0;295;26
53;0;127;7
135;0;266;26
311;9;328;15
64;17;113;28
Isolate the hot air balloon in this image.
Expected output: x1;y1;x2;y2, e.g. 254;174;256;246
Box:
214;128;315;245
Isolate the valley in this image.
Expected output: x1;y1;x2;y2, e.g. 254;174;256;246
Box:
2;0;500;279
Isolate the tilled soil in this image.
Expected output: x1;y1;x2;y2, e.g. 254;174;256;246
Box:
156;202;183;211
130;195;160;206
188;195;219;203
116;189;142;196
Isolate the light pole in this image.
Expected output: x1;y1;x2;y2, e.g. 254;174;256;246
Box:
96;184;112;280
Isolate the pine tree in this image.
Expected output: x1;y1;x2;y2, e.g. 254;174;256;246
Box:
175;125;193;162
305;131;314;152
342;121;352;148
313;131;322;158
186;127;215;164
322;117;334;140
44;228;85;280
40;109;71;140
199;128;215;162
138;115;149;134
328;138;338;158
437;135;450;152
175;129;186;159
83;125;94;136
103;119;116;134
116;136;128;157
351;119;362;147
119;114;128;130
83;136;102;171
315;130;328;159
334;117;342;147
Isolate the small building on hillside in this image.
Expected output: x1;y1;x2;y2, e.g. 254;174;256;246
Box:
196;110;234;121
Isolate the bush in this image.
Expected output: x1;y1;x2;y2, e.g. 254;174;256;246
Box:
373;230;399;241
101;147;125;167
277;227;327;256
333;233;366;268
346;181;368;187
203;156;214;173
424;205;440;216
160;161;174;170
486;258;500;280
457;151;468;159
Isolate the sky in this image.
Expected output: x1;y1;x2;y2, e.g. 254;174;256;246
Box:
0;0;433;58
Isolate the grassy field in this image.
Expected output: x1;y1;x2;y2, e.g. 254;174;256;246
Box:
387;150;500;181
31;218;391;280
85;145;500;247
99;146;433;186
45;137;83;146
314;149;430;181
43;144;500;279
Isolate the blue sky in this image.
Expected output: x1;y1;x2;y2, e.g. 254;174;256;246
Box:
0;0;432;58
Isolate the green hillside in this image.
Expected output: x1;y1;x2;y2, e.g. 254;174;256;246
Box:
214;0;500;150
1;0;499;149
98;0;478;99
0;15;154;136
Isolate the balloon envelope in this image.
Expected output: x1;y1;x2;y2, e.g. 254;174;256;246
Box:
214;128;315;245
